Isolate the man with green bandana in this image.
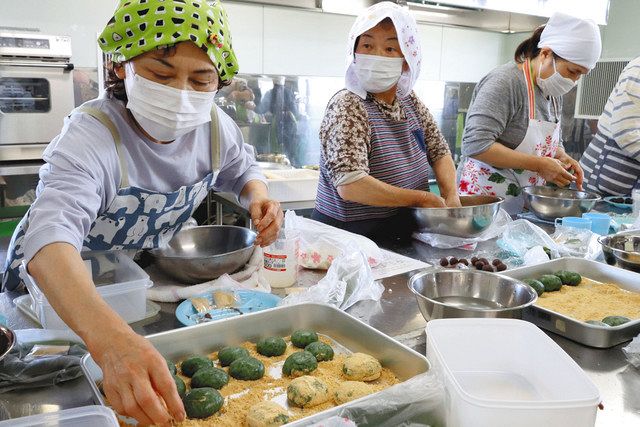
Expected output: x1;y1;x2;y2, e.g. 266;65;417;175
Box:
2;1;282;424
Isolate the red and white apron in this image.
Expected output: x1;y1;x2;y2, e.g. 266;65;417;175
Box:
458;59;561;214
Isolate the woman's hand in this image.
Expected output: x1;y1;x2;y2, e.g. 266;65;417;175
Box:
535;157;576;187
444;194;462;207
249;198;283;246
432;156;461;208
240;180;283;247
90;329;185;426
29;244;184;426
414;191;447;208
555;151;584;190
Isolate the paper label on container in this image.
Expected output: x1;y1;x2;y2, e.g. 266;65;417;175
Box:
264;253;288;272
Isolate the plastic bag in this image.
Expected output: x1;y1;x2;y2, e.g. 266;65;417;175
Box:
280;244;384;310
307;417;357;427
522;245;551;266
551;225;602;260
413;209;512;250
497;219;561;258
285;211;384;269
293;371;445;427
623;334;640;369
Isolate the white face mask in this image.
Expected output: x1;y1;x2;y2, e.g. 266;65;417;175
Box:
352;53;403;94
536;57;576;98
123;63;217;142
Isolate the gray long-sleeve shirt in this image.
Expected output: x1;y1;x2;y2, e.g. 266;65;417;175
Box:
461;62;563;158
21;97;265;263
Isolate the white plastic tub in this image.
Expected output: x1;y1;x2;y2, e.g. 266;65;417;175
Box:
263;168;319;202
426;318;600;427
20;251;151;329
0;405;119;426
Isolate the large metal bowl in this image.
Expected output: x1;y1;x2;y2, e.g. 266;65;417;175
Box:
599;231;640;273
0;325;15;362
522;186;601;220
409;195;504;237
409;269;537;321
149;225;256;284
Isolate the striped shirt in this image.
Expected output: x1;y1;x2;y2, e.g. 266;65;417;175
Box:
318;90;450;187
580;57;640;196
316;93;431;222
596;57;640;159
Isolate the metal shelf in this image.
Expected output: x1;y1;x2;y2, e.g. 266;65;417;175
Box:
0;162;42;176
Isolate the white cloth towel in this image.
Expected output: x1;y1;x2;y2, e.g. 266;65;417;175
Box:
146;246;270;302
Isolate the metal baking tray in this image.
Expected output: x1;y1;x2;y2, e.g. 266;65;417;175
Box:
81;303;430;424
502;258;640;348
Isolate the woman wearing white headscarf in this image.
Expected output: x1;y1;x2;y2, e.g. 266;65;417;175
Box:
312;1;460;239
458;12;601;214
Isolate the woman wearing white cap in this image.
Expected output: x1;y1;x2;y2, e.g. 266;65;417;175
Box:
458;13;601;213
313;2;460;238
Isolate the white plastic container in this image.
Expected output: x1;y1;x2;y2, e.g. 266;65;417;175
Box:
20;251;151;329
264;168;319;202
263;229;299;288
0;405;119;426
426;318;600;427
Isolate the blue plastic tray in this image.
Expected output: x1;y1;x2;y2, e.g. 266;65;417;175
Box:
175;290;281;326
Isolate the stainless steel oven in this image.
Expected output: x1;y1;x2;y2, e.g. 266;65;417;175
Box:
0;32;74;161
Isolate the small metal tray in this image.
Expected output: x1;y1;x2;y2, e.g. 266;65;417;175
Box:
81;303;430;423
503;258;640;348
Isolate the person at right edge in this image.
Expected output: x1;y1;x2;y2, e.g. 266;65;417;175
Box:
580;56;640;196
457;12;601;214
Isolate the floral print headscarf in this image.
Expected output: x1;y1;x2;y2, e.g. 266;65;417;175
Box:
345;1;422;99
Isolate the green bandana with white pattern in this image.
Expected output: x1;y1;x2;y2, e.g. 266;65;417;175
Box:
98;0;239;82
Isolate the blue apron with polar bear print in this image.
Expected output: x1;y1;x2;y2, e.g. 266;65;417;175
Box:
2;106;220;291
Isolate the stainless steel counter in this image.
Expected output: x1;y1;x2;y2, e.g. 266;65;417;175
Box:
0;234;639;425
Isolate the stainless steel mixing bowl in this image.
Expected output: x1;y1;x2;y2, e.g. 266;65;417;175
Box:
409;269;537;321
522;186;601;220
0;325;15;361
599;231;640;273
149;225;256;284
409;195;504;237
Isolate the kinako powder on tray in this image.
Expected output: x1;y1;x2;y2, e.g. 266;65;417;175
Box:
535;277;640;322
114;335;399;426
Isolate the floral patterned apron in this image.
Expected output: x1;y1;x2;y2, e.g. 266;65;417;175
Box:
458;59;560;214
2;106;220;291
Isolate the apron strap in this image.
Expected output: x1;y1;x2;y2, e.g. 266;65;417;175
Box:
523;59;560;123
76;106;130;188
550;96;560;123
522;59;536;121
210;106;221;171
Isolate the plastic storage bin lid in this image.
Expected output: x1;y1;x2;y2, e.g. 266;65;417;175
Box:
426;318;600;409
21;251;151;305
0;405;119;426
